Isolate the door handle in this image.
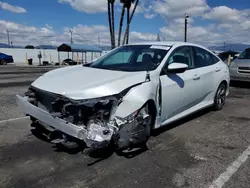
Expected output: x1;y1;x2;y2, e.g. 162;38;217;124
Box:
193;74;200;80
215;67;221;72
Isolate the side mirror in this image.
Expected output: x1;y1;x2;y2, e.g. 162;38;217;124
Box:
167;62;188;73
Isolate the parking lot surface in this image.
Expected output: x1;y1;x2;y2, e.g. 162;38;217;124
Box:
0;66;250;188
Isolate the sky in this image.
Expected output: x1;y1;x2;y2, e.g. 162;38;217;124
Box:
0;0;250;47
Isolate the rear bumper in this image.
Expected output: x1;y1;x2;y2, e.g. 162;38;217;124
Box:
16;94;86;140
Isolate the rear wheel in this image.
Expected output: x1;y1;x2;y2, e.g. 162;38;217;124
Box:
0;60;7;65
213;83;227;110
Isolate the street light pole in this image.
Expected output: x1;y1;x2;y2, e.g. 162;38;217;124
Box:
184;14;189;42
7;30;10;47
69;30;73;44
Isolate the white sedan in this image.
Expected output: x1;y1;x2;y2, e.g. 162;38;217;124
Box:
16;42;230;151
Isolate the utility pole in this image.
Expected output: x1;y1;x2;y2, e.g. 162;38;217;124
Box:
7;30;10;47
184;13;189;42
69;30;73;44
223;41;226;51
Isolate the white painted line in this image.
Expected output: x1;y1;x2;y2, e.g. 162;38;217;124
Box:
209;145;250;188
0;116;28;124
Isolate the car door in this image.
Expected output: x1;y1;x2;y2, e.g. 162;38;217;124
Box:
193;46;219;104
173;46;204;113
160;46;201;122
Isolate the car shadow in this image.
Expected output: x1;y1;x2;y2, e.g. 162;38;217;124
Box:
230;81;250;89
152;107;212;137
167;74;185;88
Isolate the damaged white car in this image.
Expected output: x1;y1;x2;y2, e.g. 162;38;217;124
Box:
16;42;230;151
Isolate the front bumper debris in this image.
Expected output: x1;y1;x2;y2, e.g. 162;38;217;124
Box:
16;95;113;148
16;94;151;151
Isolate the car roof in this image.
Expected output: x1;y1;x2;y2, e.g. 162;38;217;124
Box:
126;41;209;50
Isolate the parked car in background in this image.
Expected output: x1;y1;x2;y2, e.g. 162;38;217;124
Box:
0;52;14;65
16;42;230;152
229;48;250;82
62;58;77;65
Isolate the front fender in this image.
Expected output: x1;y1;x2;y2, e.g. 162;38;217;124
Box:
115;81;158;118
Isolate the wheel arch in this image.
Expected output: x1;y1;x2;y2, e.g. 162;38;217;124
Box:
147;99;157;129
218;80;229;96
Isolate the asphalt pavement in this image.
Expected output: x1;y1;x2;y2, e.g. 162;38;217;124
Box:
0;65;250;188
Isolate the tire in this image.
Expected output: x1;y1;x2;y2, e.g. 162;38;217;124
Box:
213;83;227;111
0;60;7;65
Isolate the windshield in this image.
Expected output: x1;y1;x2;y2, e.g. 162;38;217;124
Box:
238;48;250;59
89;45;170;72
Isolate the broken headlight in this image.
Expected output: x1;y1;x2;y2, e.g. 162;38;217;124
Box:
75;96;118;107
116;105;150;126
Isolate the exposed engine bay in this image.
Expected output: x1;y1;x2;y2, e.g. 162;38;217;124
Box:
22;86;152;151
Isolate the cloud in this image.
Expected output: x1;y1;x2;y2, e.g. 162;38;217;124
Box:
154;0;209;19
59;0;151;19
0;20;158;46
45;24;53;30
1;18;249;48
203;6;250;22
159;17;250;46
160;23;222;46
0;20;56;45
0;1;26;13
58;0;106;13
144;13;156;19
1;0;250;48
149;1;250;46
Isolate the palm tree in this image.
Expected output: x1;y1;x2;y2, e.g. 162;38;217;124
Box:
108;0;115;49
111;0;115;48
122;0;139;45
125;1;131;44
107;1;113;48
118;1;126;46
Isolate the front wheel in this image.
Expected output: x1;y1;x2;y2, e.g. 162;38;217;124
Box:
116;103;153;150
213;83;227;111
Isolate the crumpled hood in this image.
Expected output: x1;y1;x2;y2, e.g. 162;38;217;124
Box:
31;65;147;100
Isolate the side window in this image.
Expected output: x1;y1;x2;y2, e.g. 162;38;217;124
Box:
103;51;132;65
193;47;219;68
166;46;194;69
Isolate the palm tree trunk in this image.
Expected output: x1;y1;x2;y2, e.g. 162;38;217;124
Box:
122;0;139;45
126;8;130;44
111;2;115;48
118;5;125;46
107;1;114;49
